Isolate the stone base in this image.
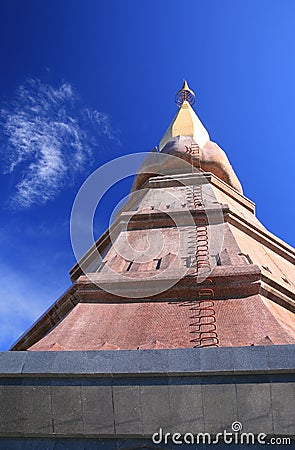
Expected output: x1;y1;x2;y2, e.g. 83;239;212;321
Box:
0;345;294;445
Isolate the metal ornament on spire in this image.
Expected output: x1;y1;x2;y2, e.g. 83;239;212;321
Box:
160;80;209;151
175;80;196;107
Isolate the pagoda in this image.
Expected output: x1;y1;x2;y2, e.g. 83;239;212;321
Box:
11;81;295;352
2;82;295;447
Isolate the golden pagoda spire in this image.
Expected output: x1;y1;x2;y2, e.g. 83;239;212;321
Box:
175;80;196;107
160;80;209;150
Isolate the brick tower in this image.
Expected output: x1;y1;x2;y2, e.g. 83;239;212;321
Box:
12;81;295;351
2;82;295;448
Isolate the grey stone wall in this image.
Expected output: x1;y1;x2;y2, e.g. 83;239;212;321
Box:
0;345;294;448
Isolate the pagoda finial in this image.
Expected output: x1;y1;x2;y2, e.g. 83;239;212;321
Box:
175;80;195;107
160;80;209;151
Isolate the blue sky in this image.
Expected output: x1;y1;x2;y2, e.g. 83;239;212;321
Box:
0;0;294;350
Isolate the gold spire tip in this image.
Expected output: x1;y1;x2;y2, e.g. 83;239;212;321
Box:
175;80;195;107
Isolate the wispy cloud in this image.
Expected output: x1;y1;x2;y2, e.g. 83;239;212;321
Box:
0;78;119;208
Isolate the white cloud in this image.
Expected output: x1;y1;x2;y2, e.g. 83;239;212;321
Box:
0;78;119;208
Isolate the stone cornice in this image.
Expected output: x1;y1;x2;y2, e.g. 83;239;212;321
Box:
12;263;295;351
228;211;295;263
